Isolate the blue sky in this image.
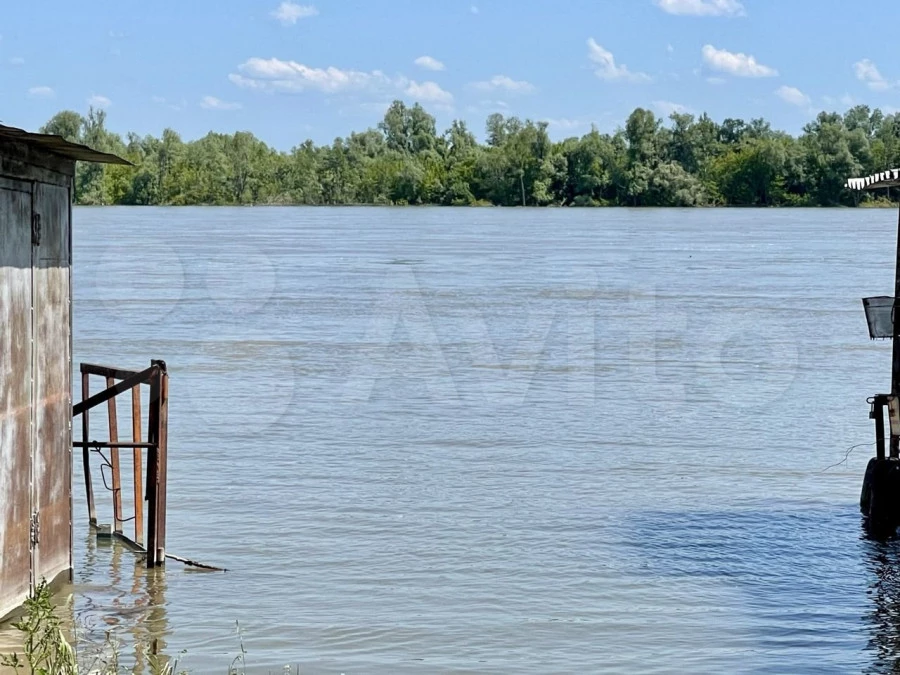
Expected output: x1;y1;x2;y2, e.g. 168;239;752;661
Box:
4;0;900;149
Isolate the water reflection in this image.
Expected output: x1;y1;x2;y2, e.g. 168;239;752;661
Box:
863;537;900;673
75;533;171;674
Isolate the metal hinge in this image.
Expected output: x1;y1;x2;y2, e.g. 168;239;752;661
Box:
30;512;40;546
31;213;41;246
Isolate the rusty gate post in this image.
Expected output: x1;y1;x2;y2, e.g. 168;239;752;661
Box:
81;369;96;526
131;385;144;546
106;375;123;535
146;365;160;568
156;363;169;567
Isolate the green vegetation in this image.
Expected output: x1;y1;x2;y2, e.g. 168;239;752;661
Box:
1;581;76;675
0;582;263;674
42;102;899;207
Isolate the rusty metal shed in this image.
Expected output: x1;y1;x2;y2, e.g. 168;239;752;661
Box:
0;124;128;621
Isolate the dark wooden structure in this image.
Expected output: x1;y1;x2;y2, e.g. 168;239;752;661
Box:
847;170;900;533
0;124;130;620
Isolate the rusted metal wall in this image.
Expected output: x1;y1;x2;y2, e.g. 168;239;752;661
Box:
32;182;72;589
0;147;74;621
0;180;34;621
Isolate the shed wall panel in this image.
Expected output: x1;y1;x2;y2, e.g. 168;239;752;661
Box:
0;186;33;620
32;182;72;587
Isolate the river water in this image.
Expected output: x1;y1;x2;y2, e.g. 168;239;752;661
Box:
12;206;900;673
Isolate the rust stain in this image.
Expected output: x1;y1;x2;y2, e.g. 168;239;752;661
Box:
33;181;73;587
0;392;68;424
0;183;34;618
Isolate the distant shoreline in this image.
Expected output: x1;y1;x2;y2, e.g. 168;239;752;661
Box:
44;102;897;210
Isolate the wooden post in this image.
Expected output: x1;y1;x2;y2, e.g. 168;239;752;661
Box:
81;371;96;525
892;201;900;457
132;385;144;546
106;376;123;534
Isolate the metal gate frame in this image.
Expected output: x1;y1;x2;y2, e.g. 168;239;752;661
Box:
73;361;169;568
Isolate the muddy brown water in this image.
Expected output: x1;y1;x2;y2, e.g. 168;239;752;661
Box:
3;206;899;673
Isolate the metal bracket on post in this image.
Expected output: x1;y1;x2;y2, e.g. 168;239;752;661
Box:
29;512;40;547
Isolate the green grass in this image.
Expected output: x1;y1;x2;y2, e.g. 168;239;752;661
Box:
0;582;288;675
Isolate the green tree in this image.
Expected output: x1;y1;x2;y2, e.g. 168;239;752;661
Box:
36;101;900;208
40;110;84;142
802;112;863;206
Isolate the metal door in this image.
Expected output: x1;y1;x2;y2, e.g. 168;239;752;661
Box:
31;182;72;588
0;181;34;619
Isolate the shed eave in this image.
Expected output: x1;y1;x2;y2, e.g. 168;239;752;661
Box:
0;124;131;166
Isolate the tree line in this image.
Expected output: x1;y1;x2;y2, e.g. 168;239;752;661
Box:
42;102;899;208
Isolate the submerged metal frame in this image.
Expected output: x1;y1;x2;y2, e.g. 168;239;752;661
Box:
72;360;169;568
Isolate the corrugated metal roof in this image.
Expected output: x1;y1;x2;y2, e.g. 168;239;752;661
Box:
0;124;131;165
846;169;900;191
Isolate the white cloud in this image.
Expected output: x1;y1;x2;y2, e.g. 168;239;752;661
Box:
28;86;54;98
472;74;535;93
775;85;810;107
653;100;693;116
854;59;893;91
543;118;596;135
655;0;745;16
414;55;445;72
87;94;112;108
271;2;318;25
545;118;581;129
405;80;453;106
9;56;24;66
353;101;393;116
201;95;242;110
706;76;727;85
231;57;454;109
472;99;509;111
151;96;187;111
470;5;479;13
230;57;394;94
701;45;777;77
587;39;651;82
